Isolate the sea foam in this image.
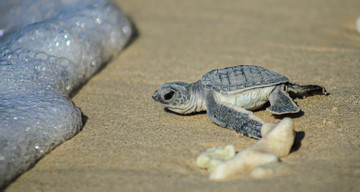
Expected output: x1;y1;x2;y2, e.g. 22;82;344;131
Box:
0;0;132;187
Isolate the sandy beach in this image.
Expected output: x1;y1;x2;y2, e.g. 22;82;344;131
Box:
6;0;360;191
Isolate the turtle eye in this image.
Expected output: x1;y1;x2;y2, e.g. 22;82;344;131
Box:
163;90;175;100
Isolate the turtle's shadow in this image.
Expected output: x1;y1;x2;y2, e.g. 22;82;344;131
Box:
272;111;305;119
290;131;305;153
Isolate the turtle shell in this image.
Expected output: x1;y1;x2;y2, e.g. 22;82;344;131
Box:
200;65;289;92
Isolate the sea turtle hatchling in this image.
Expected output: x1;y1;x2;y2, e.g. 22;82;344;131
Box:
152;65;326;139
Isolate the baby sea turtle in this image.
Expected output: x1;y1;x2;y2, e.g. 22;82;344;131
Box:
152;65;326;139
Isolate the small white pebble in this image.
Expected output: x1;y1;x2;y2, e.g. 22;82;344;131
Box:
331;107;338;113
356;17;360;34
323;119;333;126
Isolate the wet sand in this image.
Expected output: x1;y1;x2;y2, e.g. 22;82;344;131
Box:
7;0;360;191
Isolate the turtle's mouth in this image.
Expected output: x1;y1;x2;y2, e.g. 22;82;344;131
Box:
165;104;194;115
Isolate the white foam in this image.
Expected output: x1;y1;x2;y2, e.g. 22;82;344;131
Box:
0;0;132;187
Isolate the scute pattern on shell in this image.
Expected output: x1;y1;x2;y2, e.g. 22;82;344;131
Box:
201;65;290;92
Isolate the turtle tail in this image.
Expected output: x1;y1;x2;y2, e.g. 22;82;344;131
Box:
287;83;327;96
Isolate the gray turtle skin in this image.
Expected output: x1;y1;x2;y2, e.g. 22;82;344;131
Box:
152;65;326;139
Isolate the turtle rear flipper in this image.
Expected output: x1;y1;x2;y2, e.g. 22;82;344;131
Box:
205;90;264;139
288;83;326;96
268;85;300;115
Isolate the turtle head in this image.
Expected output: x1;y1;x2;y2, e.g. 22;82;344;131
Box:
152;81;193;114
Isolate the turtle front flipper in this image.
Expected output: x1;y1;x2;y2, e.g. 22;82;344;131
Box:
268;84;300;115
205;91;264;139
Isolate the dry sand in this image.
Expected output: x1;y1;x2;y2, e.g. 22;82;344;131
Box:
6;0;360;191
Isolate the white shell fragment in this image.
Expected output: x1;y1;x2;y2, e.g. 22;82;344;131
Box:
209;148;278;181
206;118;295;181
257;118;295;158
196;145;236;171
250;166;275;179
